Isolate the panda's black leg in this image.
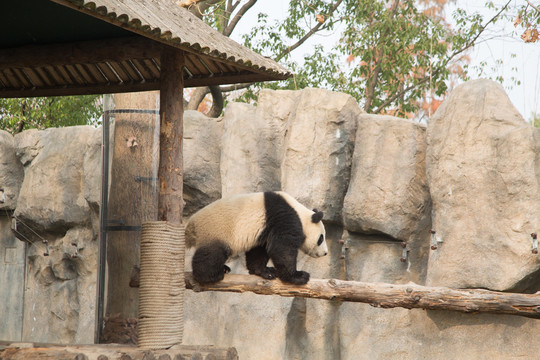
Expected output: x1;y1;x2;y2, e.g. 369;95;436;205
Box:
246;246;276;279
268;245;309;285
192;242;232;284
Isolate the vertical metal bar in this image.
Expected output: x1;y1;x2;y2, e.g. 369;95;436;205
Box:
95;109;111;343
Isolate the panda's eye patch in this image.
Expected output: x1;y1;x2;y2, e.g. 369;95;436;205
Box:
317;235;324;246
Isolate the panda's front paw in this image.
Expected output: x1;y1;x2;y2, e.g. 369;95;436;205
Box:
261;266;277;280
289;271;310;285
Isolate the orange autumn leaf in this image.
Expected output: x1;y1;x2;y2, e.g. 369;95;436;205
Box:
521;28;539;43
514;13;523;27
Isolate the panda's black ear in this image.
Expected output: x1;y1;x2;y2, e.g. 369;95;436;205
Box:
312;210;324;223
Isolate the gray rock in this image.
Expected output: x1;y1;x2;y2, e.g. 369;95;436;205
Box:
0;130;24;210
220;90;299;197
11;126;101;344
14;126;101;235
219;102;261;196
281;88;362;222
183;110;223;217
14;128;43;166
426;79;540;291
342;114;430;242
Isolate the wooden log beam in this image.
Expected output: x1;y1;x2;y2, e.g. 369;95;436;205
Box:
0;36;161;68
181;272;540;319
129;267;540;319
0;342;238;360
158;46;184;223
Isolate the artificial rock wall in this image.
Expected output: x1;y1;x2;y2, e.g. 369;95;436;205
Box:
1;80;540;359
0;126;101;344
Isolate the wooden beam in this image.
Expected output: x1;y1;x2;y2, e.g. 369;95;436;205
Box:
184;72;287;87
0;342;238;360
158;47;184;223
0;80;160;98
0;37;161;68
181;273;540;319
0;72;282;98
129;267;540;319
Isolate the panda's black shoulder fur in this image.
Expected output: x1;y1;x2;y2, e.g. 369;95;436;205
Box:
256;191;305;249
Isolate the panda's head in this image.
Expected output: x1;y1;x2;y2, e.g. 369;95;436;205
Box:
301;209;328;258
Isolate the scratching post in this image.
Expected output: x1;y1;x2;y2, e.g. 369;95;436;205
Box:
138;221;184;349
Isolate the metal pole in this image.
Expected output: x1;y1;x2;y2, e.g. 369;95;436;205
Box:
95;109;110;343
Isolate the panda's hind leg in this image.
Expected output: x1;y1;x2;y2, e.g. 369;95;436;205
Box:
192;241;232;284
246;246;277;280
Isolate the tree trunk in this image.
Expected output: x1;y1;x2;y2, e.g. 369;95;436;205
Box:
186;85;223;118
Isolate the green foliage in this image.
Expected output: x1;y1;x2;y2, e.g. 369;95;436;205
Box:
0;95;102;134
531;112;540;128
236;0;492;116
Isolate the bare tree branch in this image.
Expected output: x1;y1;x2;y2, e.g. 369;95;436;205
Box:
185;0;223;18
275;0;344;62
526;0;540;13
186;86;224;117
207;85;224;117
186;87;211;110
220;82;253;93
373;76;432;114
223;0;257;37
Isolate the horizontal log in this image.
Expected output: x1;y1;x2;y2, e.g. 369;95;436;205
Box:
129;267;540;319
183;272;540;319
0;80;160;98
0;342;238;360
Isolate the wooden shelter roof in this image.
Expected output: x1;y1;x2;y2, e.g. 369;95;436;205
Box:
0;0;292;98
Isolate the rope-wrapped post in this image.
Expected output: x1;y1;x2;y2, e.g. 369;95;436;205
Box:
138;221;185;349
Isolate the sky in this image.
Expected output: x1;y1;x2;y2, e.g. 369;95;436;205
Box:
229;0;540;121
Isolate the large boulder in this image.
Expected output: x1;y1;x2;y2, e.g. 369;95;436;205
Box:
281;88;362;222
426;79;540;291
0;130;24;210
342;114;430;242
14;126;101;234
338;236;540;360
183;110;223;217
220;102;264;196
13;126;101;344
220;89;300;196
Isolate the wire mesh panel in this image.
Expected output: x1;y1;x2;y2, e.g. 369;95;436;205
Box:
98;92;160;343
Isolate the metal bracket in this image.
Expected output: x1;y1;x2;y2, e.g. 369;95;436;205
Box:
400;242;409;262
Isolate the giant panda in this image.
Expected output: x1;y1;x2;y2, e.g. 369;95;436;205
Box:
185;191;328;285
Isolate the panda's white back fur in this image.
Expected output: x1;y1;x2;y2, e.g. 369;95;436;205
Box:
186;192;266;255
185;191;319;256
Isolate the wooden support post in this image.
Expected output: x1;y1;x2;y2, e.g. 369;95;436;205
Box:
136;45;185;349
158;46;184;223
